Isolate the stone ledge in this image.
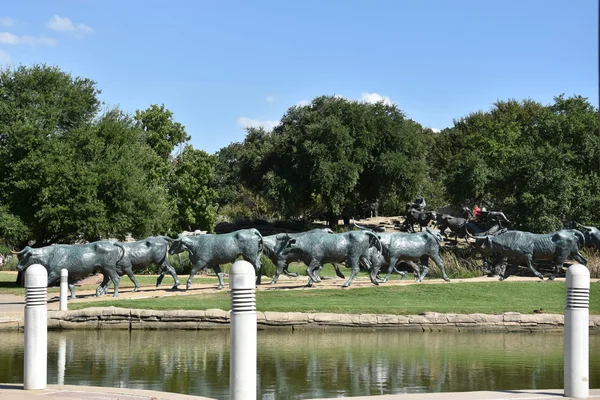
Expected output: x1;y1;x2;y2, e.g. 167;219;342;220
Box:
1;308;598;332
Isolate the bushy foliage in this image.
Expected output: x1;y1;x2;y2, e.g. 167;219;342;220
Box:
0;65;217;246
234;96;436;226
440;95;599;232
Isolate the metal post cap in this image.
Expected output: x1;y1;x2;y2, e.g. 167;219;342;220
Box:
566;264;590;289
61;268;68;277
229;260;256;290
25;264;47;288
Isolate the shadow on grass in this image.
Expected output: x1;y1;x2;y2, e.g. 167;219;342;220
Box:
0;281;20;289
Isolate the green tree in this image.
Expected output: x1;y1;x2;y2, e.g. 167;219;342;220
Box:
171;145;218;231
214;141;244;207
237;96;432;226
440;95;600;232
134;104;190;160
0;65;177;244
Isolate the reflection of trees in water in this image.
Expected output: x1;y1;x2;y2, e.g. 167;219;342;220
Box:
1;329;599;399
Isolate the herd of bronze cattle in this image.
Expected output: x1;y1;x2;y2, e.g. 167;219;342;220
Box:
10;205;600;298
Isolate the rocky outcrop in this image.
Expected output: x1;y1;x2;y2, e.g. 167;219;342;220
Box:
1;307;598;332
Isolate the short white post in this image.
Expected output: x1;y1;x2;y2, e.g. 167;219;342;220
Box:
229;260;256;400
24;264;48;390
564;263;589;399
59;269;68;311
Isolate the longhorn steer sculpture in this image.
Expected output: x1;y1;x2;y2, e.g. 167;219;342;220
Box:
469;229;587;280
404;208;437;233
277;230;382;288
168;228;264;289
372;229;450;283
263;229;346;285
12;241;126;298
436;214;468;242
360;231;421;280
99;236;180;294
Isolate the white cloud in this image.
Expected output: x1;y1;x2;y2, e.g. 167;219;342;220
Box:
430;128;441;133
0;17;17;28
46;15;93;35
360;92;393;106
0;49;11;65
296;99;310;107
237;117;279;131
265;95;276;105
0;32;57;46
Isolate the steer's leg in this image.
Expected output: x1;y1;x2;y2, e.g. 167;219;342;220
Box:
333;263;346;279
212;265;224;290
429;252;450;282
282;260;299;278
186;261;207;290
105;270;121;297
525;256;544;280
342;258;361;288
252;254;263;286
157;259;180;289
361;256;379;285
499;262;518;281
417;257;430;282
306;260;321;286
403;261;419;280
572;251;588;266
98;274;111;295
270;259;284;285
382;256;399;283
122;267;140;292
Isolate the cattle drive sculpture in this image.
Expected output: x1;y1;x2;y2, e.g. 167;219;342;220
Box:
274;230;383;288
12;241;126;298
263;228;346;285
467;228;587;281
10;203;597;298
99;236;180;295
168;228;264;290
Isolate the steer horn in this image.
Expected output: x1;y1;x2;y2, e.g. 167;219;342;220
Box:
9;247;26;255
574;221;593;232
464;224;487;240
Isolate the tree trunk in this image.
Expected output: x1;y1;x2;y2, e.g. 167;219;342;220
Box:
327;211;338;229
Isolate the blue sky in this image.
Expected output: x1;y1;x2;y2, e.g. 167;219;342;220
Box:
0;1;597;154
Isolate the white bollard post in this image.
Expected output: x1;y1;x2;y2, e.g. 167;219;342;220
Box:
24;264;48;390
229;260;256;400
564;263;589;399
59;269;68;311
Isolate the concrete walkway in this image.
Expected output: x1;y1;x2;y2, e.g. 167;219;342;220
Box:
0;294;24;314
0;383;215;399
1;384;599;400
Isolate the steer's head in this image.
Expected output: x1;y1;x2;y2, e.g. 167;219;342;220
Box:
167;235;186;255
274;233;294;256
10;246;37;272
577;225;600;250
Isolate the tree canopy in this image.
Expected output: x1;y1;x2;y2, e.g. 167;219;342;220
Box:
1;64;598;245
0;64;217;246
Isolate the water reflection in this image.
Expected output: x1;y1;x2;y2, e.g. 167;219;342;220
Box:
0;329;598;400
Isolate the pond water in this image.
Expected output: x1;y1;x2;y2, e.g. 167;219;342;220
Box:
0;329;599;399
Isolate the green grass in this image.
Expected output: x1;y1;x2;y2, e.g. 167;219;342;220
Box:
0;272;219;296
68;281;600;315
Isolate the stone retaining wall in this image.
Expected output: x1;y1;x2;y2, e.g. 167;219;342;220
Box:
2;307;600;332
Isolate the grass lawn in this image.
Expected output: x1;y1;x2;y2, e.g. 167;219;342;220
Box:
0;272;216;296
68;281;600;315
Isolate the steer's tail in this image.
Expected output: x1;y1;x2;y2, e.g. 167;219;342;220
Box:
254;229;264;256
113;242;126;265
365;231;382;254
